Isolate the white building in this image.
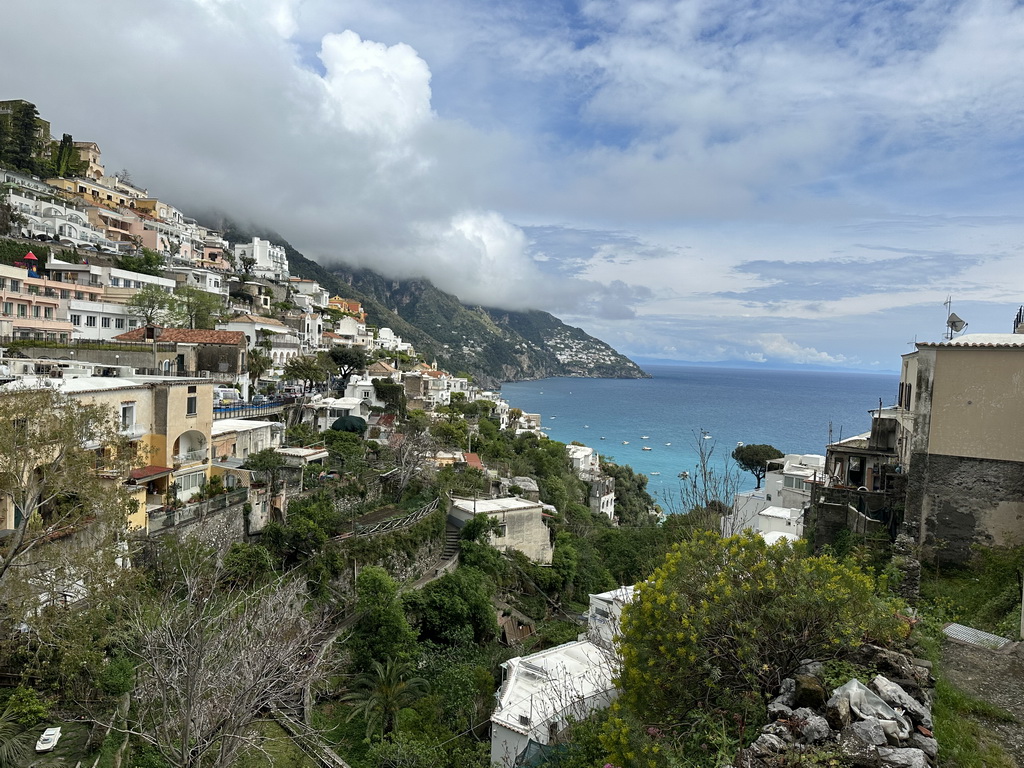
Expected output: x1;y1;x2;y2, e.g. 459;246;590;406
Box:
3;170;112;249
288;277;330;309
300;396;370;432
449;496;553;565
490;585;633;767
68;299;140;340
233;237;289;282
726;453;821;538
376;327;414;354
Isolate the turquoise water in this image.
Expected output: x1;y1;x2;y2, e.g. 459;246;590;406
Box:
500;364;899;499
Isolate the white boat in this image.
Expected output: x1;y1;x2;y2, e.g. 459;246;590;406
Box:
600;436;606;440
622;441;629;445
642;446;652;451
641;435;650;439
665;442;672;446
584;425;589;428
651;471;661;476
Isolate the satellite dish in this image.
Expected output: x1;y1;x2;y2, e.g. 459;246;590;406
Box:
947;312;967;334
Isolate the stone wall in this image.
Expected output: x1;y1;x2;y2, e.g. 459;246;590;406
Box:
904;452;1024;565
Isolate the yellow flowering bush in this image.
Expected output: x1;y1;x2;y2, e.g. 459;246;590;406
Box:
614;531;903;729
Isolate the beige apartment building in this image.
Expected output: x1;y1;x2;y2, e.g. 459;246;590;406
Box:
901;333;1024;563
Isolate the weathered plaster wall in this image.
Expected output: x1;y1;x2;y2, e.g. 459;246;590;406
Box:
904;452;1024;564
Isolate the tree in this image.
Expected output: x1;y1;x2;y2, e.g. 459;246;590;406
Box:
340;658;429;739
115;247;165;277
122;542;333;768
0;388;133;587
170;286;223;330
283;353;334;392
329;346;367;391
348;566;417;672
241;448;287;493
0;702;32;768
732;443;784;489
126;284;174;326
48;133;85;178
0;101;45;175
606;532;903;765
239;255;256;276
664;429;740;533
246;347;272;389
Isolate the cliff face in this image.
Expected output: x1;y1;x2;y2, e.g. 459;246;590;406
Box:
221;223;648;386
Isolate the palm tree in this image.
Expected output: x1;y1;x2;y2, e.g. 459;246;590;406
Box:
0;703;31;768
340;658;430;739
246;348;272;389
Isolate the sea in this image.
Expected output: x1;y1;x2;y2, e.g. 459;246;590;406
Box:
499;364;899;501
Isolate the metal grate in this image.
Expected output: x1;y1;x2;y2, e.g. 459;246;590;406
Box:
943;622;1011;650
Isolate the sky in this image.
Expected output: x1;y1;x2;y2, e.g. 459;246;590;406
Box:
5;0;1024;372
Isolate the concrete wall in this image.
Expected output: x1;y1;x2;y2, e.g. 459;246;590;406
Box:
927;348;1024;463
904;452;1024;565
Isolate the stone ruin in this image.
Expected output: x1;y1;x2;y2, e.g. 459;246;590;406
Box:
732;644;937;768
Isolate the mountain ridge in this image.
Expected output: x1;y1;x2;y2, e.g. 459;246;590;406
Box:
220;220;648;387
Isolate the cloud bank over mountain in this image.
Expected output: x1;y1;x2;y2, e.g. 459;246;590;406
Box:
4;0;1024;370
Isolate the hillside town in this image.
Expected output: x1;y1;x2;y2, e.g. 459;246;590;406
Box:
1;99;1022;768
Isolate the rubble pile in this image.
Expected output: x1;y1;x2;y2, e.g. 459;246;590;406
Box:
734;645;937;768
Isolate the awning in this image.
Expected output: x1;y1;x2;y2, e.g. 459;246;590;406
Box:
128;465;174;482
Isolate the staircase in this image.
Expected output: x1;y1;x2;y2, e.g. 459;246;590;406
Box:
441;522;461;561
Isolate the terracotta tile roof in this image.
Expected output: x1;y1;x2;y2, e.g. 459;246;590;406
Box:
368;361;398;374
463;452;484;469
128;465;174;481
227;314;289;326
113;326;245;345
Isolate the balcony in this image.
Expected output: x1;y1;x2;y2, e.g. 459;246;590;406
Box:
172;448;208;466
119;423;147;440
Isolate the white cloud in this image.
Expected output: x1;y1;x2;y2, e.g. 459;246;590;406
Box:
318;30;433;141
2;0;1024;369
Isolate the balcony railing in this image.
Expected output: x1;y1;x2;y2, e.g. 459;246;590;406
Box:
173;448;208;465
119;423;147;439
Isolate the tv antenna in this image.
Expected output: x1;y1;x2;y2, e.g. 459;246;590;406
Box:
944;296;967;340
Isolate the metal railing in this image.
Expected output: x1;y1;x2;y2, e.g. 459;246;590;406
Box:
148;488;249;534
173;448;208;465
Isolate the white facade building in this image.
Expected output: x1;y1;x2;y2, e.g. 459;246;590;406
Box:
233;237;289;282
449;496;553;565
490;585;633;767
68;299;140;340
727;453;821;538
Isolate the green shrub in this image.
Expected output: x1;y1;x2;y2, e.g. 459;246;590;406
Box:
4;685;49;726
605;532;904;766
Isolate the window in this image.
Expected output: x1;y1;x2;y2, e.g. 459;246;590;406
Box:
32;306;40;318
0;278;5;290
497;524;507;537
17;305;26;317
9;279;19;293
120;403;135;430
115;318;125;329
177;472;204;492
187;386;198;416
70;314;81;326
102;317;111;328
75;291;84;300
109;277;120;287
128;319;138;328
2;302;12;315
85;316;97;327
60;289;69;299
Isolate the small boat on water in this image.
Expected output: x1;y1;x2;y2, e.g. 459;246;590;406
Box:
665;442;672;446
651;471;661;476
622;441;629;445
584;425;589;428
600;436;606;440
641;435;650;439
642;446;652;451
